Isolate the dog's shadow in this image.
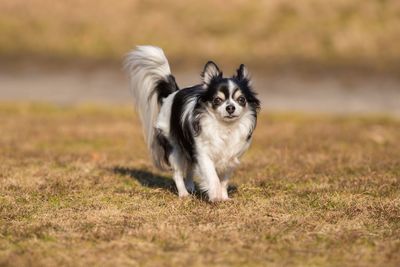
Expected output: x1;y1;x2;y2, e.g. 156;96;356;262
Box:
112;166;238;199
113;166;176;193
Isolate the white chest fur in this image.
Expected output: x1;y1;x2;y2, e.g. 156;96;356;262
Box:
195;112;254;174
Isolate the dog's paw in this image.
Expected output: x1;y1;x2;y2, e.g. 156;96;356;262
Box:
208;190;222;202
221;195;231;201
209;194;224;202
185;180;195;193
178;191;190;198
209;195;232;202
209;197;222;203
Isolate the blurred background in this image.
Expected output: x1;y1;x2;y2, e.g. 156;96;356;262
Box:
1;0;399;115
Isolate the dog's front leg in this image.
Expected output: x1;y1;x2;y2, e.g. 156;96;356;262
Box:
220;170;233;200
197;154;222;202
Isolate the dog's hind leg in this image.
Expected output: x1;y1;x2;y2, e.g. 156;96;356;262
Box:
169;151;190;198
184;166;195;193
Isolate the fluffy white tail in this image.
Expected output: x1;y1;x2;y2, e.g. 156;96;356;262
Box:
124;46;174;169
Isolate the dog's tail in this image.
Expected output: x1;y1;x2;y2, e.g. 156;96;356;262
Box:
124;46;178;169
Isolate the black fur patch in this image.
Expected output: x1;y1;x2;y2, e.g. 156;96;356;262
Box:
170;85;203;163
152;75;179;105
199;78;229;106
154;129;173;165
192;103;204;136
232;66;261;113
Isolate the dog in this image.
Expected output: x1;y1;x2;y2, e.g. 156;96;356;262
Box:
124;46;260;202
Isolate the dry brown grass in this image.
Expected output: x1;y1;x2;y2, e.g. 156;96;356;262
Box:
0;103;399;266
1;0;400;72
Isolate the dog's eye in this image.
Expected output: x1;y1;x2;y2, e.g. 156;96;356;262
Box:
213;97;223;106
237;96;246;106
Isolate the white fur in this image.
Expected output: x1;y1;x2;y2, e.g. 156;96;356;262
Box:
180;98;197;129
124;46;171;148
195;109;254;201
202;62;220;85
156;91;178;135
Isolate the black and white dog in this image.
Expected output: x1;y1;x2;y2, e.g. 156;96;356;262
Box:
124;46;260;202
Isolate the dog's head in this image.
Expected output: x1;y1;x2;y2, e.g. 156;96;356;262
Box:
200;61;260;123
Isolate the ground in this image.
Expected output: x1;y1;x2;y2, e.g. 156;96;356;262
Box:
0;103;399;266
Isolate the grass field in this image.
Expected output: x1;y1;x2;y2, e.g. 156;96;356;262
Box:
1;0;400;72
0;103;399;266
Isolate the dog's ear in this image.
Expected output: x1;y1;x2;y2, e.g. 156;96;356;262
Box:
235;64;250;82
201;61;222;85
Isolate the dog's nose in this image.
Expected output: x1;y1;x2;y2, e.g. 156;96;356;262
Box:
226;104;235;114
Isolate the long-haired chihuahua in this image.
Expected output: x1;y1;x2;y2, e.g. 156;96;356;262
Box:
124;46;260;202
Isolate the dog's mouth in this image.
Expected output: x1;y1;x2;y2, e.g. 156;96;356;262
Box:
224;115;239;120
